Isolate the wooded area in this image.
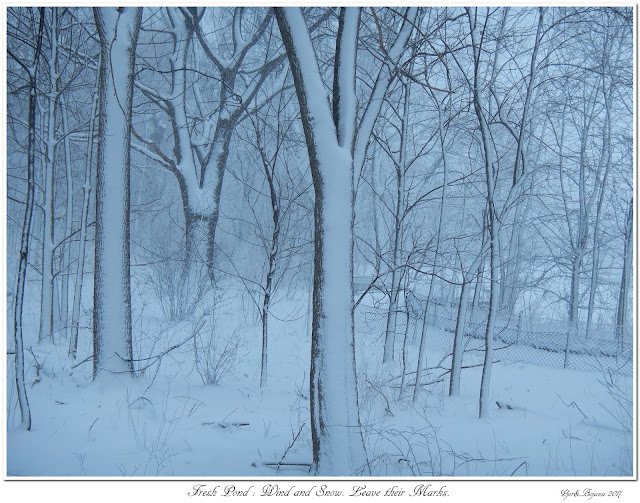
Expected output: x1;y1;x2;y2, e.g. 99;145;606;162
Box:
6;6;633;476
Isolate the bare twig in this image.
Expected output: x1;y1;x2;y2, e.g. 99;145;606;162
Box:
280;422;306;462
556;393;591;422
366;379;393;415
510;460;528;476
71;354;93;369
116;319;206;373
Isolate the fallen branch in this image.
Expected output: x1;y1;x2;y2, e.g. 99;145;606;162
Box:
390;360;501;384
263;462;312;470
202;421;250;428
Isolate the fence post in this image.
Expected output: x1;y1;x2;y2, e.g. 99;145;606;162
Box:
564;320;576;369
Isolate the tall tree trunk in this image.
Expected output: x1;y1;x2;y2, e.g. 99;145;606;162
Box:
92;7;141;378
38;9;58;342
9;6;46;430
39;102;55;343
503;188;532;315
398;282;412;400
585;169;609;337
59;95;74;339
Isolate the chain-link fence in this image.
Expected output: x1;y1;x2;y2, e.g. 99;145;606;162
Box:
354;298;633;375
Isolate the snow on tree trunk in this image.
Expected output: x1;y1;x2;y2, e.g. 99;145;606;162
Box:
275;6;368;476
92;7;141;378
133;8;279;285
184;211;215;280
352;7;418;176
178;128;228;285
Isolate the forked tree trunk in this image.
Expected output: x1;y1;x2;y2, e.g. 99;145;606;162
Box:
468;7;500;418
275;6;368;475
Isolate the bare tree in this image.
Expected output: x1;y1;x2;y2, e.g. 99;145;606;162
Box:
133;7;284;286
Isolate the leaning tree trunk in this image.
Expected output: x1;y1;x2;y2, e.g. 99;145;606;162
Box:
92;7;141;378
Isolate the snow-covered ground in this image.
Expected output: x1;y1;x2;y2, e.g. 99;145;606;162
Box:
6;285;633;480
